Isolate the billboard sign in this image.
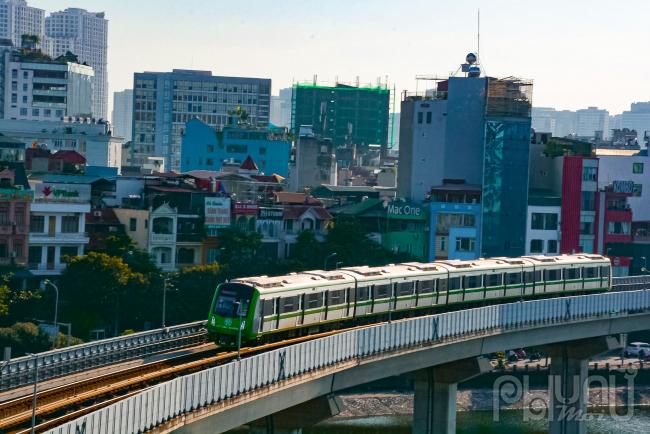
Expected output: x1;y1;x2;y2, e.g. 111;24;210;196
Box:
205;197;231;229
258;207;284;220
233;202;259;215
34;183;90;202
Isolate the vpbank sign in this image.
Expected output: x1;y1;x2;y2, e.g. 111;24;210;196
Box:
387;202;425;220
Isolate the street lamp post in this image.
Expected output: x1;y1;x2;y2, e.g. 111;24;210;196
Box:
641;257;647;274
162;277;169;328
28;353;38;434
324;252;337;271
234;301;244;361
40;280;59;326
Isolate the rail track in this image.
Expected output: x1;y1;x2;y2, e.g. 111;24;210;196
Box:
0;276;647;433
0;327;366;433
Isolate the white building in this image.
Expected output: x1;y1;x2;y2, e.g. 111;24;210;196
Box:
28;180;90;276
3;49;94;120
112;89;132;142
0;118;122;169
525;203;561;256
576;106;610;139
45;8;108;120
147;203;202;271
270;87;291;128
620;102;650;147
0;0;44;48
597;151;650;222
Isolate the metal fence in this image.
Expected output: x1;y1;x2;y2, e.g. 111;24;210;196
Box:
1;275;646;393
0;321;206;391
44;289;650;434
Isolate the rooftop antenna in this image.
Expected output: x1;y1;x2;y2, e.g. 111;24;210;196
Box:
477;9;480;64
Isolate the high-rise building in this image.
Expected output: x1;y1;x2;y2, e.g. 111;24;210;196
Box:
2;47;94;120
576;106;609;139
0;0;44;48
291;82;390;155
270;87;291;128
131;69;271;171
45;8;108;120
112;89;133;142
398;61;533;259
620;102;650;146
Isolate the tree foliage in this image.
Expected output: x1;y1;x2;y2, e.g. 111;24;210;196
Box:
167;264;225;324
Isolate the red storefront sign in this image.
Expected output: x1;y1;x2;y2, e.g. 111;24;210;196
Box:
233;202;259;215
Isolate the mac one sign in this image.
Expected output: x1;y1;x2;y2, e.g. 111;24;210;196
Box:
387;202;425;220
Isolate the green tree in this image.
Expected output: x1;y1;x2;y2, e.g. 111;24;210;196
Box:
291;230;323;270
167;263;225;324
0;322;51;356
59;252;146;337
217;228;263;277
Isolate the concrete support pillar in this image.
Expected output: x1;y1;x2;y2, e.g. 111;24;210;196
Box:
546;336;620;434
249;394;342;434
412;356;492;434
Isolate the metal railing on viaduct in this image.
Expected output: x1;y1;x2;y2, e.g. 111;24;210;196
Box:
42;287;650;434
2;275;648;392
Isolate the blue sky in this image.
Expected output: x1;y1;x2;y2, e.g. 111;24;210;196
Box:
32;0;650;114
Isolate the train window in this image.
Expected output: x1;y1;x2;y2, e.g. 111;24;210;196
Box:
524;270;542;283
347;288;355;302
601;266;610;277
438;279;448;292
374;284;391;299
544;269;561;281
279;296;299;314
485;273;503;287
262;299;275;316
564;268;580;280
357;286;370;301
397;281;414;296
465;275;482;289
328;290;345;305
305;293;323;309
507;272;522;285
449;277;462;291
583;267;598;279
418;280;436;294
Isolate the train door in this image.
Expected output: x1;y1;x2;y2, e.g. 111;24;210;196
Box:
297;294;305;326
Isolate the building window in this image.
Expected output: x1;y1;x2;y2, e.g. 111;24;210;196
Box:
633;162;644;174
530;239;544;253
582;166;598;182
61;216;80;233
60;246;78;259
455;237;475;252
547;240;558;254
28;246;42;266
580;214;595;235
0;206;8;225
206;158;214;166
426;112;432;124
633;184;643;197
30;215;45;233
608;221;631;235
417;112;423;124
12;242;23;260
178;248;195;264
226;144;247;153
580;192;596;211
152;217;173;234
0;242;7;258
531;213;558;230
259;147;267;155
579;237;594;254
207;144;214;153
129;217;137;232
32;108;39;117
439;236;446;252
19;108;27;116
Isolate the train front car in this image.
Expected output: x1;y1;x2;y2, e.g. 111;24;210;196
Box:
207;281;259;347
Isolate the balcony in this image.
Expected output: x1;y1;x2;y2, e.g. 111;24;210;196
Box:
150;233;175;244
29;232;89;244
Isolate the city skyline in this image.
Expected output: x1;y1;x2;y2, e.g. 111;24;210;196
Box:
29;0;650;116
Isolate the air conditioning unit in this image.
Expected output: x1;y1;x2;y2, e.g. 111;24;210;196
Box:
93;210;102;217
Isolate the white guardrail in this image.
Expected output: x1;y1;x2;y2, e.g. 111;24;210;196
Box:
0;321;206;391
45;289;650;434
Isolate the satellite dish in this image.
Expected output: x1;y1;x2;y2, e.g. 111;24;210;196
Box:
466;52;478;65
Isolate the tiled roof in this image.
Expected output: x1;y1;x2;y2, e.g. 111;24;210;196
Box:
240;155;259;171
274;191;321;205
50;150;86;164
283;205;332;220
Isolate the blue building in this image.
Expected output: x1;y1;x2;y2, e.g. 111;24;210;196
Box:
180;118;291;177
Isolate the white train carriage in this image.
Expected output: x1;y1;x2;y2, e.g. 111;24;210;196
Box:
230;254;611;338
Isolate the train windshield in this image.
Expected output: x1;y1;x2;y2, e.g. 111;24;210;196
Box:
214;283;254;317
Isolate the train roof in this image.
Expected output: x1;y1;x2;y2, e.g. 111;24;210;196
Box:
231;254;610;294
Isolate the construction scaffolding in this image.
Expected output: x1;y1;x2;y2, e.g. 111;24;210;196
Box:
486;77;533;118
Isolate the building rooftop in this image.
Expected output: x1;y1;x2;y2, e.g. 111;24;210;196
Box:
42;174;105;184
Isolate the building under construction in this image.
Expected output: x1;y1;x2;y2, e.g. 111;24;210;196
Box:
291;81;390;156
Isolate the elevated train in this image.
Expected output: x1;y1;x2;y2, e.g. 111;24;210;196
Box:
207;254;611;346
